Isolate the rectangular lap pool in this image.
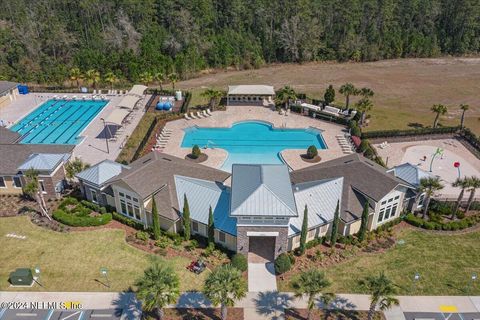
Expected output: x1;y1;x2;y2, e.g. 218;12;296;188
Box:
11;99;108;144
181;121;327;172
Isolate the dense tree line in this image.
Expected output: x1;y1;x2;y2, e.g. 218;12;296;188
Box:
0;0;479;84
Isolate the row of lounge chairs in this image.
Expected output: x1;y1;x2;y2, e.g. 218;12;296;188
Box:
336;134;355;154
184;109;213;120
378;141;391;149
152;128;173;151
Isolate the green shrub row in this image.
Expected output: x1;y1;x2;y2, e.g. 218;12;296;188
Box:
52;209;112;227
361;126;460;139
405;213;480;231
112;211;146;230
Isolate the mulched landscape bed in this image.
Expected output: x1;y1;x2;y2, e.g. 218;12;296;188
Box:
161;308;243;320
185;153;208;163
285;308;385;320
300;154;321;163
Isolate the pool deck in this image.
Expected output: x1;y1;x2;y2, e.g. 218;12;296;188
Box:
162;105;348;171
0;92;147;165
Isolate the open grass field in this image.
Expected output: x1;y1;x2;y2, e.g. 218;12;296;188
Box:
0;216;207;292
279;227;480;295
177;58;480;135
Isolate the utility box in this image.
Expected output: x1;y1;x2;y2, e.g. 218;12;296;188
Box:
9;268;34;286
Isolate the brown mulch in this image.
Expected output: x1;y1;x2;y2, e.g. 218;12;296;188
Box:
285;308;385;320
185;153;208;163
159;308;243;320
300;154;321;163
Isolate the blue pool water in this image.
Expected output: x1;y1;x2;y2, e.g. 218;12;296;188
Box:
181;121;327;172
11;99;108;144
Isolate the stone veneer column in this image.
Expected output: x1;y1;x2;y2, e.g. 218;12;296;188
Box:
236;225;289;260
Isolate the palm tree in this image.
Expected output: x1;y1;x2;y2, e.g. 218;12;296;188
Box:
65;157;90;185
69;68;83;89
85;69;101;90
452;177;470;218
275;86;296;110
104;71;118;90
135;262;180;320
154;72;165;91
359;272;399;320
359;87;374;99
418;177;444;219
466;176;480;212
431;104;448;128
356;97;373;126
139;71;153;87
459;104;470;128
201;88;224;110
168;73;179;91
22;168;50;220
203;265;247;320
291;269;333;320
339;83;357;109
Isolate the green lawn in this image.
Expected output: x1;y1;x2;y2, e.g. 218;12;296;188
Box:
279;228;480;295
0;216;207;292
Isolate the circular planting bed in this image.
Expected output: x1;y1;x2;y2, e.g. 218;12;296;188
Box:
300;154;321;163
185;153;208;163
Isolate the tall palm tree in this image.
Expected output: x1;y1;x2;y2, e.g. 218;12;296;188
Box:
291;269;333;320
139;71;153;87
275;86;296;110
339;83;357;109
359;272;399;320
356;97;373;126
85;69;101;90
69;68;83;89
431;104;448;128
104;71;118;90
22;168;50;220
466;176;480;212
65;157;90;185
418;177;444;219
452;177;470;218
203;265;247;320
459;104;470;128
135;262;180;320
359;87;374;99
154;72;165;91
168;73;179;91
201;88;224;110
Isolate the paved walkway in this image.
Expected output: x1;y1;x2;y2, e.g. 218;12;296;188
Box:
248;263;277;292
3;291;480;320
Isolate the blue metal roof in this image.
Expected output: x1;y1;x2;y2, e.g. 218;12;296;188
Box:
390;163;433;187
76;160;127;187
18;153;70;171
175;175;237;236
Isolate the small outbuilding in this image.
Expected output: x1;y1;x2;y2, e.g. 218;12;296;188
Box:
9;268;34;286
227;85;275;106
0;81;19;109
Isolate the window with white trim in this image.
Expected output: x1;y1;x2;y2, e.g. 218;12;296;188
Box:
308;229;316;239
218;231;226;243
377;194;401;223
0;177;6;188
320;224;328;233
13;176;22;188
90;189;98;203
192;221;199;232
417;193;425;208
39;180;46;193
118;192;141;221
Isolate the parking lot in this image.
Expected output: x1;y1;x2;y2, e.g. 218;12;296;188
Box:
0;309;126;320
404;312;480;320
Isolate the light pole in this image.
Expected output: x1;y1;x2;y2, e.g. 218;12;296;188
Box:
469;273;477;293
100;118;110;154
100;267;110;288
413;272;420;294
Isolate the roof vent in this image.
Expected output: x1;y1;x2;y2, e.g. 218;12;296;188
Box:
161;157;172;162
142;158;152;164
344;160;354;164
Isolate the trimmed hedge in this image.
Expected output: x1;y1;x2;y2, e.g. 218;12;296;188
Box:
405;213;480;231
274;252;292;274
112;211;146;230
230;253;248;272
361;126;460;139
53;209;112;227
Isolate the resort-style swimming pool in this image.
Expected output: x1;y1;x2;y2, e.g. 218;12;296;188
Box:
11;99;108;144
181;121;327;171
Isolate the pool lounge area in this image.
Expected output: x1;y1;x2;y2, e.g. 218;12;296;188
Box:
11;99;109;144
181;121;327;172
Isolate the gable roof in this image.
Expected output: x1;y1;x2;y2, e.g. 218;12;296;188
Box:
230;164;298;217
108;152;230;220
76;160;129;187
0;144;74;175
0;127;21;144
18;153;70;171
290;154;403;223
388;163;433;188
289;178;343;235
175;175;237;235
228;85;275;96
0;81;18;95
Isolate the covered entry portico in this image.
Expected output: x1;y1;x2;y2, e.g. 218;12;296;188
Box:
248;233;277;263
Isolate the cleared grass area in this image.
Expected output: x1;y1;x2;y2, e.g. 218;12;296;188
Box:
279;228;480;295
178;58;480;135
0;216;207;292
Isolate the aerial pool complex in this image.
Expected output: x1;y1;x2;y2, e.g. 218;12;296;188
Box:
11;99;108;144
182;121;327;171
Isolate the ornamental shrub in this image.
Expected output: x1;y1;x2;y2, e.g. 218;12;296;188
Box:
191;145;201;159
135;231;150;242
231;253;248;272
306;145;318;159
274;253;292;274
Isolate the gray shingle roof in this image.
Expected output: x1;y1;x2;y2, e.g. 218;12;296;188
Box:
0;127;21;144
388;163;432;188
0;81;18;95
108;152;230;220
76;160;128;187
230;164;298;217
18;153;70;171
175;175;237;235
0;144;74;175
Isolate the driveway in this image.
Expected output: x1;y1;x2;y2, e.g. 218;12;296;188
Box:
248;263;277;292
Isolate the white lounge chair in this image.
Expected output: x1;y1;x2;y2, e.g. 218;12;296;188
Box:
184;114;192;120
190;112;198;119
202;110;209;117
206;109;213;115
196;111;204;118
